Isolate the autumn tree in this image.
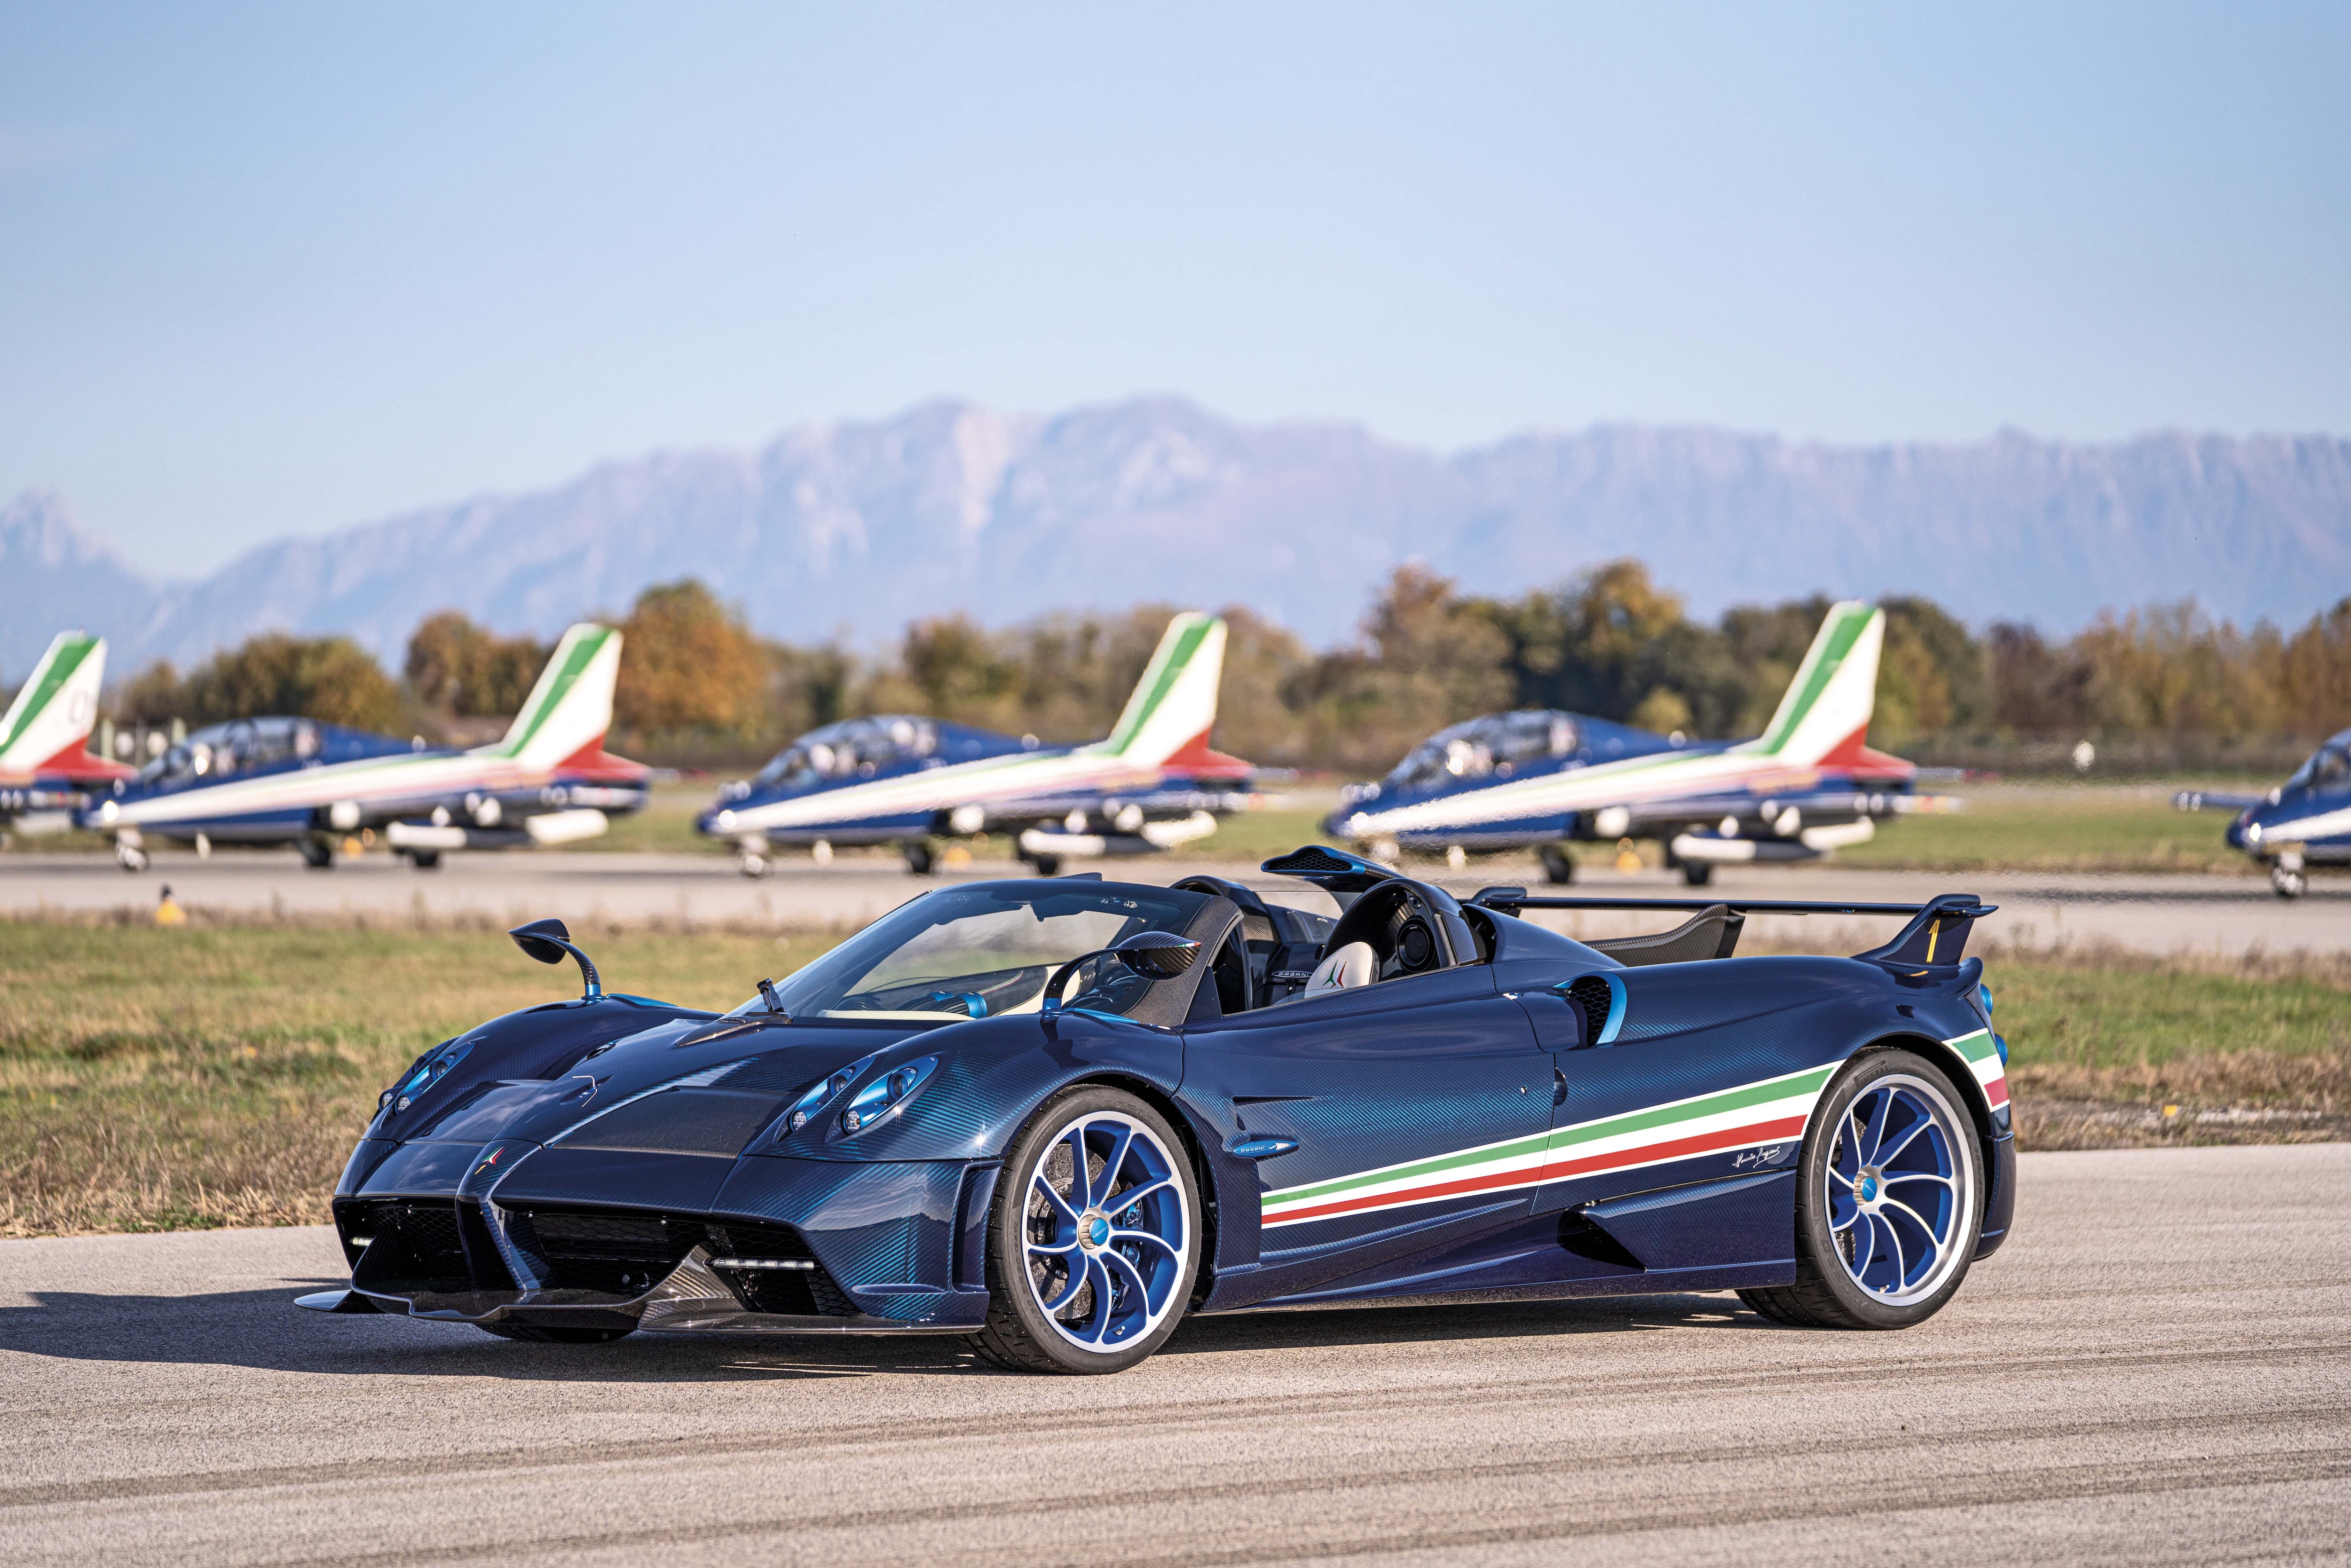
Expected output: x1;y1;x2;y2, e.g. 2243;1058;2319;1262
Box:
613;580;770;736
119;634;407;732
404;611;552;717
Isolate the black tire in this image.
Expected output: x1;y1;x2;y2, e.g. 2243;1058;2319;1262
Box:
475;1322;635;1343
297;836;335;870
408;851;441;870
973;1086;1199;1375
1739;1049;1983;1330
1682;861;1715;887
1025;854;1062;877
901;841;935;875
1538;844;1576;884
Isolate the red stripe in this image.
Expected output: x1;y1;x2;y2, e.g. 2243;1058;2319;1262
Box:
1263;1113;1808;1228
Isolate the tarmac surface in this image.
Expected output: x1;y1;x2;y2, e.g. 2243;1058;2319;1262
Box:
1;846;2343;957
1;1143;2345;1567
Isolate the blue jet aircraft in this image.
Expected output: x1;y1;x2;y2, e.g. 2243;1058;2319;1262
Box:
701;613;1255;875
2175;729;2351;898
1325;602;1958;884
83;624;648;871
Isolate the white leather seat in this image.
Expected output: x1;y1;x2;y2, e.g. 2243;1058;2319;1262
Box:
1279;941;1375;1003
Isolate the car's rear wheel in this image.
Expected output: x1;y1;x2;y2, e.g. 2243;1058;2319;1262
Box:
475;1322;635;1343
1739;1049;1982;1329
975;1087;1198;1374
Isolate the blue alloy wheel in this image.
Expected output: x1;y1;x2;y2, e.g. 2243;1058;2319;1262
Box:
1025;1111;1189;1350
1824;1072;1972;1306
977;1087;1198;1373
1737;1050;1982;1330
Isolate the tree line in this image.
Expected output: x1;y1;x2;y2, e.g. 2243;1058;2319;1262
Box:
89;563;2351;775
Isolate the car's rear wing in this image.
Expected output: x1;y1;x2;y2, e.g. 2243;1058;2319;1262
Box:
1466;887;1998;967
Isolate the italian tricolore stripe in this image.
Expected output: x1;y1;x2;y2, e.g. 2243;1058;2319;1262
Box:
1260;1064;1837;1230
1948;1027;2008;1111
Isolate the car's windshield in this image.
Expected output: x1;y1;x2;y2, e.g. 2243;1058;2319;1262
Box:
734;882;1211;1021
1384;710;1576;793
2287;746;2351;793
750;716;939;792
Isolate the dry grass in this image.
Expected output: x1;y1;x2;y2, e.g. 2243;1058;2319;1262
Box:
3;912;2343;1237
0;909;842;1237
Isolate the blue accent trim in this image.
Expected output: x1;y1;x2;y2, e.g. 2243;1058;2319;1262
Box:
1597;972;1627;1045
1229;1136;1301;1160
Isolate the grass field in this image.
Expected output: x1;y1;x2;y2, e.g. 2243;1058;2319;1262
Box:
2;913;2341;1237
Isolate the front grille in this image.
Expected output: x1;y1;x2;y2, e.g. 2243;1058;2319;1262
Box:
703;1219;855;1317
342;1198;513;1293
501;1205;708;1297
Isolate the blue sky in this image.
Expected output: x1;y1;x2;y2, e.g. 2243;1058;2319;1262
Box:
3;1;2347;576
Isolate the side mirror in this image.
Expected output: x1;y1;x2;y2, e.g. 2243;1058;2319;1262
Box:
1111;930;1204;978
1042;932;1203;1016
509;917;603;1000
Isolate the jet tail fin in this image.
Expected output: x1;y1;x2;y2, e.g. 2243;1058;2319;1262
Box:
1735;601;1884;766
1093;613;1228;767
0;631;106;776
473;624;624;770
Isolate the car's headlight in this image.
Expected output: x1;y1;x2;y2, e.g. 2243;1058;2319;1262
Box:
783;1054;877;1133
381;1039;473;1112
840;1056;938;1135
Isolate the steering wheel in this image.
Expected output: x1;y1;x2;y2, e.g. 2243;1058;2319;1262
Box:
1322;882;1452;980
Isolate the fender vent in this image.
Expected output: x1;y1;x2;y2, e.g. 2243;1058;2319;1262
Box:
1564;976;1615;1045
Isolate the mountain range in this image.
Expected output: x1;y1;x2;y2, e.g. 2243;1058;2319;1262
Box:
5;397;2349;679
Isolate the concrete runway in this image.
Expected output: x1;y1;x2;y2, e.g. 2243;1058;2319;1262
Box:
1;1144;2346;1567
2;846;2343;957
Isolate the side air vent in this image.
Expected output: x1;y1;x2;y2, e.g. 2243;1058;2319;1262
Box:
1563;975;1617;1046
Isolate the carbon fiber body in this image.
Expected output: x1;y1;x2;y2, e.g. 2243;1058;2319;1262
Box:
309;875;2013;1339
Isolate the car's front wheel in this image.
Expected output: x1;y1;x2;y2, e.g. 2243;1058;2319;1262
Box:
1739;1049;1983;1329
975;1087;1199;1374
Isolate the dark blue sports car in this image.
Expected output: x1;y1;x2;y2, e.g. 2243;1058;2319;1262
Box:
303;848;2014;1373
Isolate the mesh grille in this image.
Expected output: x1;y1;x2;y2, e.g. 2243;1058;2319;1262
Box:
1564;976;1615;1044
1263;846;1359;875
702;1220;854;1316
502;1206;707;1297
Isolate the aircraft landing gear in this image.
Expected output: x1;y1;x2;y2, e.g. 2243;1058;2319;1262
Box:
901;841;936;875
2271;858;2308;899
297;836;336;870
1020;852;1062;877
115;841;150;873
737;851;770;879
406;850;442;871
1537;844;1575;884
1682;861;1715;887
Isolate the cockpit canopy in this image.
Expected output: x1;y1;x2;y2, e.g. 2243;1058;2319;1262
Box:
141;717;323;785
750;716;941;792
2286;742;2351;795
1384;710;1578;794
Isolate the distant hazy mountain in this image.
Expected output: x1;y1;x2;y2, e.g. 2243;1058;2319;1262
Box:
6;398;2349;678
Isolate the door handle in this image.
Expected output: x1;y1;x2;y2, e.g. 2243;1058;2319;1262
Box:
1553;1067;1568;1108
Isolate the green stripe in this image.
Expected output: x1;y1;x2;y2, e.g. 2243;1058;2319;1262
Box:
1949;1028;1998;1064
1757;606;1872;754
1104;617;1212;755
1546;1063;1835;1152
497;630;607;756
0;635;94;756
1264;1063;1835;1209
